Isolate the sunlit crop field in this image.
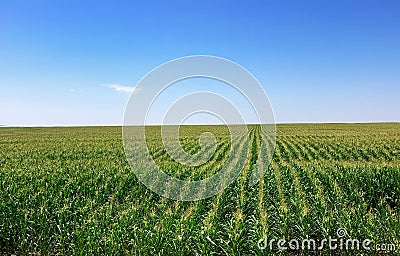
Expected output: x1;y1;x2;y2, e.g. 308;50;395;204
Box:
1;124;399;255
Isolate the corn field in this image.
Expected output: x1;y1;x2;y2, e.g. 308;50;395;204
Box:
0;123;399;255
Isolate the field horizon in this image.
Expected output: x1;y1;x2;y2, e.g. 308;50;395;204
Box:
2;121;400;128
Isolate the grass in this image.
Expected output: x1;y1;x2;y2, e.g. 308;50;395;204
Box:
0;123;399;255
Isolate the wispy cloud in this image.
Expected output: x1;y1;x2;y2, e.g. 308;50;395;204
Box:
104;84;139;93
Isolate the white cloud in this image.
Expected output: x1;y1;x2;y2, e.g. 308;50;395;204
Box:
104;84;139;93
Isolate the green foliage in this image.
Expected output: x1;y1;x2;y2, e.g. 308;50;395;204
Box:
0;124;399;255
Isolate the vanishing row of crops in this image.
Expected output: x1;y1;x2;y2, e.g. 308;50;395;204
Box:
0;124;399;254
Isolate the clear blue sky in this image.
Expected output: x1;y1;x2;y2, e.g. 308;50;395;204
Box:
1;0;399;126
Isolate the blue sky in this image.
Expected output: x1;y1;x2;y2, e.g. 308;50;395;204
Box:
1;0;399;125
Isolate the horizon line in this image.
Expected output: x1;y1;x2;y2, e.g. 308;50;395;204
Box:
1;121;400;128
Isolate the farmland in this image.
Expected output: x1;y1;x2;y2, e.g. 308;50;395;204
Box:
0;123;400;255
